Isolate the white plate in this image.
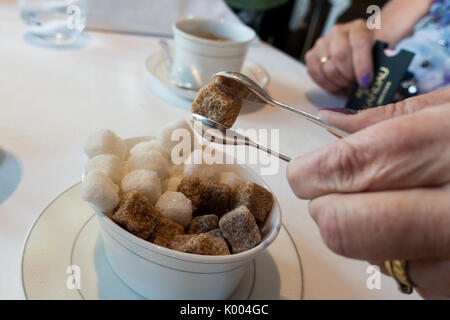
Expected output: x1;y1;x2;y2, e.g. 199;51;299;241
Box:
145;51;270;101
22;183;304;300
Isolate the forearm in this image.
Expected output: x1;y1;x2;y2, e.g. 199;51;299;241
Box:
374;0;433;47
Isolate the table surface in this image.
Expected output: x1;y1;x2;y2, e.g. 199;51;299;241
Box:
0;1;419;300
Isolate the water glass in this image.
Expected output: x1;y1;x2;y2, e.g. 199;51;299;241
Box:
18;0;87;44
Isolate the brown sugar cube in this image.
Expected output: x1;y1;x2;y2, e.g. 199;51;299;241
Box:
207;228;224;239
214;76;262;102
112;191;160;239
149;216;185;248
233;182;273;224
206;228;231;255
191;82;242;128
169;234;194;252
202;232;230;255
177;176;202;212
219;206;261;254
200;181;231;217
170;233;230;255
188;214;219;234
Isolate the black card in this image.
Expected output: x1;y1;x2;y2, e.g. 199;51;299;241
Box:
345;41;415;110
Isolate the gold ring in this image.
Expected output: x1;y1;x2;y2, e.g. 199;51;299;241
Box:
319;55;330;67
384;260;414;294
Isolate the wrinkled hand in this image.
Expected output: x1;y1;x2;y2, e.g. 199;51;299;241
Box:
286;89;450;299
305;19;375;94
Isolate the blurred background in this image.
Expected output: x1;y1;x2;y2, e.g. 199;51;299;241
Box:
224;0;389;61
10;0;391;60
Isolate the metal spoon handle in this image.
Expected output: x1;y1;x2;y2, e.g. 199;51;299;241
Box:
246;137;293;162
269;99;349;138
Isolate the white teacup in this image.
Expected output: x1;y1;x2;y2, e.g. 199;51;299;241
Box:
170;18;256;90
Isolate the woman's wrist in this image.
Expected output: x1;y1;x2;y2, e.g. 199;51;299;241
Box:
374;0;433;47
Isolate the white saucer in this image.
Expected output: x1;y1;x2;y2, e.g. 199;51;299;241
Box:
22;183;303;300
145;51;270;101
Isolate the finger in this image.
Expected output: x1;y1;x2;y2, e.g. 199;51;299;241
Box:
348;19;375;88
408;259;450;299
318;87;450;133
328;25;355;82
313;37;350;89
309;188;450;261
287;104;450;199
369;259;450;299
322;60;353;89
305;40;342;94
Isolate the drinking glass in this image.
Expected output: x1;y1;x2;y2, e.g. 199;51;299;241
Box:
18;0;87;44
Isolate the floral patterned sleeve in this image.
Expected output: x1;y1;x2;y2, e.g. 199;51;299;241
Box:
394;0;450;93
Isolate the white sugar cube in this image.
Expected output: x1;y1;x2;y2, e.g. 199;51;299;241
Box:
155;191;192;227
218;171;243;190
130;140;169;159
84;129;127;160
85;154;124;184
157;119;193;163
82;171;119;213
121;169;161;205
127;150;169;179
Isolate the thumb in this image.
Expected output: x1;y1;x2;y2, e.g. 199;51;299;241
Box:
319;88;450;133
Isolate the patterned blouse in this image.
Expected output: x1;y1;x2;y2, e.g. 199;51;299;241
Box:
394;0;450;93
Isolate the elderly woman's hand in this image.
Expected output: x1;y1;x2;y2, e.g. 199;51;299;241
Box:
286;89;450;299
304;0;435;95
305;19;375;94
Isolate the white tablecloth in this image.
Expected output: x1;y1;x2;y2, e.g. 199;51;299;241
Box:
0;1;419;299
